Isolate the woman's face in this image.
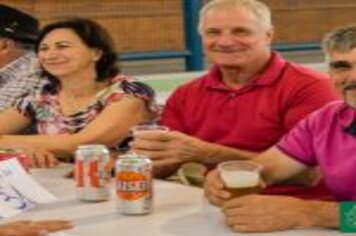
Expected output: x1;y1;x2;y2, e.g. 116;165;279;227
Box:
38;28;101;79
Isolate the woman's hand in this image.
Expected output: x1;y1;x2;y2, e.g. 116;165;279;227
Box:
24;148;60;168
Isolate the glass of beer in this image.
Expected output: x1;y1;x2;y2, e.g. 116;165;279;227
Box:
131;124;169;135
130;124;170;156
218;160;263;198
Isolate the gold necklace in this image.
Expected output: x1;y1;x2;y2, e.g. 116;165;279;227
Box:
59;93;94;115
58;82;108;115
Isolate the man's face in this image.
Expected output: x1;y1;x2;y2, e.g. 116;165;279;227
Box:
0;37;23;69
328;48;356;107
200;7;273;69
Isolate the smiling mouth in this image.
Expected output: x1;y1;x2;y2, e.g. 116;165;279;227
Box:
343;82;356;92
44;62;67;66
214;49;243;53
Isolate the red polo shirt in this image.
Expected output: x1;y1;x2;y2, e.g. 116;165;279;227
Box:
161;52;340;199
162;52;339;152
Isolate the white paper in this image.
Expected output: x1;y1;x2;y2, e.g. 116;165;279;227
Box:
0;159;57;218
0;159;57;203
0;175;35;213
0;200;22;218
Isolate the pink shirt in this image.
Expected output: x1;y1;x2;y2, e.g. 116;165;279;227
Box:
277;101;356;201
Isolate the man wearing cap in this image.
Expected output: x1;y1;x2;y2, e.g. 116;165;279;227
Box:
0;4;42;112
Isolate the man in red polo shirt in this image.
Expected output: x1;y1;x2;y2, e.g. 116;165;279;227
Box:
203;24;356;233
131;0;339;197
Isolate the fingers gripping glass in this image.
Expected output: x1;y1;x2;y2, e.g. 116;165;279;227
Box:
131;124;169;134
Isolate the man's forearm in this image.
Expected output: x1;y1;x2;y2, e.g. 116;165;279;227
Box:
191;138;259;164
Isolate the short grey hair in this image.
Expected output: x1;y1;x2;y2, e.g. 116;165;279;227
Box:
322;24;356;55
198;0;272;34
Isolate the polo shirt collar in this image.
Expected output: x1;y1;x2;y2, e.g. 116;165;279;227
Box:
338;102;356;128
205;51;286;91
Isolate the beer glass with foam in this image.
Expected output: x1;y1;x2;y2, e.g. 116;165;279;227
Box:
131;124;169;135
218;160;263;198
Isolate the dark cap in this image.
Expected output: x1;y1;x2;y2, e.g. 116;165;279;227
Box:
0;4;39;44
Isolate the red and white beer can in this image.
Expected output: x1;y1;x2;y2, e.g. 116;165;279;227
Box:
0;148;30;171
116;153;153;215
75;145;111;201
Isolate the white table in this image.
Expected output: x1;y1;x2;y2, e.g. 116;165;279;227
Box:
14;166;342;236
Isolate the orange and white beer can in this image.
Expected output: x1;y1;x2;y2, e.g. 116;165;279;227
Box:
116;153;153;215
75;145;111;202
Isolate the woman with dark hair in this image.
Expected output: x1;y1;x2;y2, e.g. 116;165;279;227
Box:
0;18;156;166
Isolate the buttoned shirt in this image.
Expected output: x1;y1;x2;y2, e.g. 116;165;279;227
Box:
161;52;340;199
162;52;339;152
0;51;42;112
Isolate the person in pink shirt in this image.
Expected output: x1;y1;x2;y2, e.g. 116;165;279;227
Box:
204;24;356;232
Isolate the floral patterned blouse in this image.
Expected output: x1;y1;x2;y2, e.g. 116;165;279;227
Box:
14;76;157;137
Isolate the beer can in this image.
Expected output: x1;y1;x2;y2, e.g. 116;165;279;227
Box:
116;153;153;215
75;144;111;202
0;148;30;171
